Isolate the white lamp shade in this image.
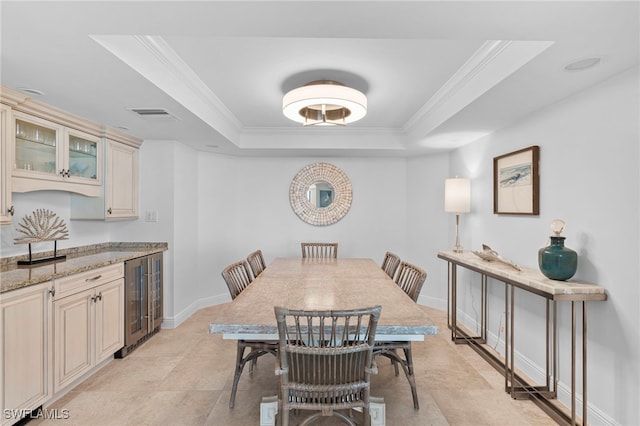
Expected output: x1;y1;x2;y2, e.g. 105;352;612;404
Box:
444;177;471;213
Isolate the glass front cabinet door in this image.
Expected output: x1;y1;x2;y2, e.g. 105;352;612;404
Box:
0;104;14;225
12;112;102;197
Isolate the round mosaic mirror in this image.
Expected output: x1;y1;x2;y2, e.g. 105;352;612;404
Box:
289;163;352;226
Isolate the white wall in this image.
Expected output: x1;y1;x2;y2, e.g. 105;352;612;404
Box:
406;152;451;308
109;140;199;327
447;67;639;425
196;155;413;304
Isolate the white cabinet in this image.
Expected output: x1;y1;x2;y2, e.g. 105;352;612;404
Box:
71;135;140;221
53;264;124;392
105;140;139;219
1;86;142;217
0;104;13;225
11;112;102;197
0;282;54;426
0;262;126;425
94;279;126;362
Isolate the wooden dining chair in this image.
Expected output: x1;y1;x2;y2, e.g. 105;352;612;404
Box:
221;260;278;408
301;242;338;259
246;249;267;278
381;251;401;280
274;305;382;426
394;261;427;303
374;260;427;410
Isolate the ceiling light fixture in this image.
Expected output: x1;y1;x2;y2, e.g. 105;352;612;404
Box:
282;80;367;126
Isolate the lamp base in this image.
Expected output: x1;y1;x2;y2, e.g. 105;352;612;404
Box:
452;214;464;253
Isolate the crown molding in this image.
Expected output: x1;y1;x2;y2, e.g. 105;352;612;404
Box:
91;34;242;145
404;39;554;141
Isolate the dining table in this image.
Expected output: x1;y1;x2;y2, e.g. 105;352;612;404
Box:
209;257;438;342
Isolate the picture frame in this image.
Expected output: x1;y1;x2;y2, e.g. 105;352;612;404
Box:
493;145;539;215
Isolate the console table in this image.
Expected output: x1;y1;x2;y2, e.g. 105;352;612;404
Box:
437;250;606;426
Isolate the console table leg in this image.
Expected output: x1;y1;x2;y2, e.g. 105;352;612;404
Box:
447;262;452;329
481;275;487;342
510;284;515;398
504;282;510;392
451;263;458;341
546;300;550;390
553;301;558;395
546;300;559;396
571;301;577;425
583;301;587;426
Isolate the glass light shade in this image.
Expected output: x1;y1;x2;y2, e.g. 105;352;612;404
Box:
444;177;471;213
282;81;367;125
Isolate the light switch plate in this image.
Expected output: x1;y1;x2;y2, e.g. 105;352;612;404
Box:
144;211;158;222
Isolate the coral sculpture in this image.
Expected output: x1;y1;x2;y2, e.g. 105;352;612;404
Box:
14;209;69;244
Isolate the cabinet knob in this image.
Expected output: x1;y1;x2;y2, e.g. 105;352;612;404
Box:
59;169;70;177
8;205;14;216
107;208;112;215
48;287;55;297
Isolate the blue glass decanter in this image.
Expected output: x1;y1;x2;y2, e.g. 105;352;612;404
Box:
538;219;578;281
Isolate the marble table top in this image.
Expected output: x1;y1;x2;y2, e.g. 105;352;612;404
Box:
438;250;606;301
209;257;438;341
0;242;167;294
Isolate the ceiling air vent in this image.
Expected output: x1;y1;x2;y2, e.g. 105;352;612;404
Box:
127;107;180;121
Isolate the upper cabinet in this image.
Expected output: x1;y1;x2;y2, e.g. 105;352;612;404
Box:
70;132;140;221
12;112;102;197
1;86;142;222
0;104;14;225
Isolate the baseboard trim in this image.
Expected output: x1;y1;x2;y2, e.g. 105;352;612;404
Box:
161;293;229;329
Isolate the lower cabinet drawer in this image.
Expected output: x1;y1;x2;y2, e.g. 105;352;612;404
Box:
54;263;124;299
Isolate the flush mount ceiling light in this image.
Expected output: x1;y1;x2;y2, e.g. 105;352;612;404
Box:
282;80;367;126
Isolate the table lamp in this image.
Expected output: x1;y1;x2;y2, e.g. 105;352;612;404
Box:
444;177;471;253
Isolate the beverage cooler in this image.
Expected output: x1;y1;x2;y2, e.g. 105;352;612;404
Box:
115;252;163;358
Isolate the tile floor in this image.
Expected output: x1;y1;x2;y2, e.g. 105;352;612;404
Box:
30;305;558;425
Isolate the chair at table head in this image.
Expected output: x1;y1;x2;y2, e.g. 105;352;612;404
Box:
381;251;401;280
274;305;381;426
301;242;338;259
246;249;267;278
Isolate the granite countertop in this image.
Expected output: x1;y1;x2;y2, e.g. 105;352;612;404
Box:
0;242;168;294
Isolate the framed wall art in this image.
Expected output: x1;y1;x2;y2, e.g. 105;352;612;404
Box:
493;145;539;215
